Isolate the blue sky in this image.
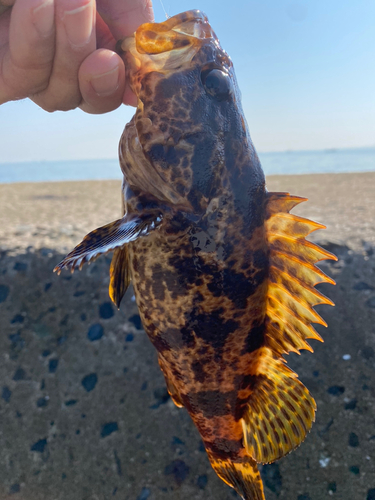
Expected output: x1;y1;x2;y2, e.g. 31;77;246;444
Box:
1;0;374;162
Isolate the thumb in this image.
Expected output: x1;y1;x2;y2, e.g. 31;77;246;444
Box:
96;0;154;40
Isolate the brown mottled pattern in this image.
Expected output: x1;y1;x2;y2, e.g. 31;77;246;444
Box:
119;11;268;479
118;11;274;500
129;211;268;442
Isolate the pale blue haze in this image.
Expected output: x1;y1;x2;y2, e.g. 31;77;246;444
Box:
0;0;374;165
1;147;374;183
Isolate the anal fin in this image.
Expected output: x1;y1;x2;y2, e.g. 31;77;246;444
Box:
242;347;316;464
54;212;162;274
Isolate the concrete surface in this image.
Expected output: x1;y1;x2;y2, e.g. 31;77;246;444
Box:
0;173;374;500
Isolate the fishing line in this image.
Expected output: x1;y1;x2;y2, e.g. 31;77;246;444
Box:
159;0;170;19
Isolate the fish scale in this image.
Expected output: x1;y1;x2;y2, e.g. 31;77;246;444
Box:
54;10;336;499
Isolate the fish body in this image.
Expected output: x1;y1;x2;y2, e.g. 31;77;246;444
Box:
55;11;336;499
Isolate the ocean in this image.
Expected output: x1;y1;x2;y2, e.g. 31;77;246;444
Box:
0;147;374;184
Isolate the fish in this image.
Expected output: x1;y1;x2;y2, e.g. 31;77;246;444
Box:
54;10;336;500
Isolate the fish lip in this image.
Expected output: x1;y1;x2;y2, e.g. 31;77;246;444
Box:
153;10;209;33
136;10;213;41
118;10;216;57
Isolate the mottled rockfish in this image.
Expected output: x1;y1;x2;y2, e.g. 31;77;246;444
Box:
55;11;336;499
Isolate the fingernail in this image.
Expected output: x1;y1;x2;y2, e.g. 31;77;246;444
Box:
63;2;93;48
91;66;120;96
33;0;54;37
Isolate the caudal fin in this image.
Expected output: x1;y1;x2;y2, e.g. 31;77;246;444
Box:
208;453;265;500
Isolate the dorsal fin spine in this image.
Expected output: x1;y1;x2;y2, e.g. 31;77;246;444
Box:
269;266;335;306
241;192;335;466
270;250;336;285
268;284;328;326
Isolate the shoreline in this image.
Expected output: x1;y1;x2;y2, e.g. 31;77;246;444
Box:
1;147;374;183
1;166;374;184
1;171;374;252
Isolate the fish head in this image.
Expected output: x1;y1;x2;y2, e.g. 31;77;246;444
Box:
119;10;264;215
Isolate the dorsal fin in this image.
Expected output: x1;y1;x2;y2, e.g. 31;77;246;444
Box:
264;192;337;356
242;192;336;464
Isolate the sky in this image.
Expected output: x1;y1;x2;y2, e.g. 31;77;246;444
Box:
1;0;374;162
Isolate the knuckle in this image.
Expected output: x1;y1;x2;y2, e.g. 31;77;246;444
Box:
80;100;119;115
2;55;51;98
10;49;53;75
33;91;82;112
30;80;50;95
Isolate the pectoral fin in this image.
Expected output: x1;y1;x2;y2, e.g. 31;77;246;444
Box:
54;212;162;274
109;246;131;308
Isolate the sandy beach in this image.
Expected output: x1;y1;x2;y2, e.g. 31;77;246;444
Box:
0;172;375;500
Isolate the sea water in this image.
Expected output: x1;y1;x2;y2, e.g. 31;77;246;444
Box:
0;147;374;184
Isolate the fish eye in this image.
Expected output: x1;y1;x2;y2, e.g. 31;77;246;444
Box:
201;69;232;101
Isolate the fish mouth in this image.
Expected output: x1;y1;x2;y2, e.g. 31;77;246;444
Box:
118;10;218;83
134;10;216;54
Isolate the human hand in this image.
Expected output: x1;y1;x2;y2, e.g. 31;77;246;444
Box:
0;0;153;113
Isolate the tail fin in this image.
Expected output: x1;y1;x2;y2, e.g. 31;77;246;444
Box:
208;453;265;500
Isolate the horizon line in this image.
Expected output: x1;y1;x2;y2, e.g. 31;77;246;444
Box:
1;144;374;165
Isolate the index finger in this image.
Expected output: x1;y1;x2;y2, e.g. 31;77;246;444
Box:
0;5;9;14
96;0;154;39
0;0;55;103
0;0;13;15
